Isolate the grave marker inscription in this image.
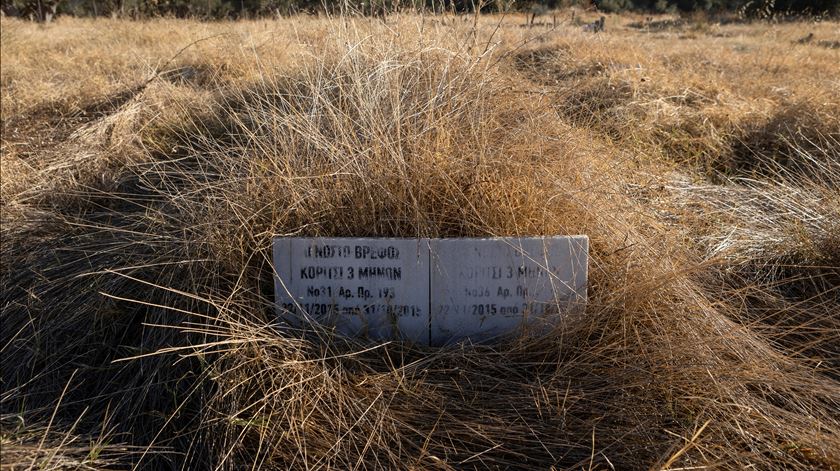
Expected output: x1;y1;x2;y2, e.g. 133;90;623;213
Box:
273;236;588;346
274;238;430;343
429;237;588;346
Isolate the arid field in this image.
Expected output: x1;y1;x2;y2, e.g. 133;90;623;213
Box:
1;11;839;470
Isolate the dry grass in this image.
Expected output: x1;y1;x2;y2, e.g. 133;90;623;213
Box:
2;11;839;470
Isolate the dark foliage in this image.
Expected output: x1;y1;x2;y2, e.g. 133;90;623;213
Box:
1;0;837;20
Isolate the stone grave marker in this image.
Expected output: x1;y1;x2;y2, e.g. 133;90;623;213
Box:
274;238;430;343
273;236;588;346
429;237;588;346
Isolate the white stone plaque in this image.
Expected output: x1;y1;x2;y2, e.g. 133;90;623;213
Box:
274;236;588;346
429;237;588;346
274;238;430;344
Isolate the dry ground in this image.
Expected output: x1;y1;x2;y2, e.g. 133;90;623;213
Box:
1;11;839;470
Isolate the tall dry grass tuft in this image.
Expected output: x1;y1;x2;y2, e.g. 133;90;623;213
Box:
2;13;839;470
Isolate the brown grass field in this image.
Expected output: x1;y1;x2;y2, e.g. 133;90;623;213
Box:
1;11;839;470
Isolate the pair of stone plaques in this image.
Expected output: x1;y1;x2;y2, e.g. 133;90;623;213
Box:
273;237;588;346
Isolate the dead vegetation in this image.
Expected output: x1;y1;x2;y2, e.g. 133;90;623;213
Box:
1;12;839;470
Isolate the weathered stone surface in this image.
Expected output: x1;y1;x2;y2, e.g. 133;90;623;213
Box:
429;237;588;346
274;238;430;344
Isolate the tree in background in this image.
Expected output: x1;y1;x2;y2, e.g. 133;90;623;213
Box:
1;0;837;20
2;0;60;20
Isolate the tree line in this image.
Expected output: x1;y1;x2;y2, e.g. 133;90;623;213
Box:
1;0;836;22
